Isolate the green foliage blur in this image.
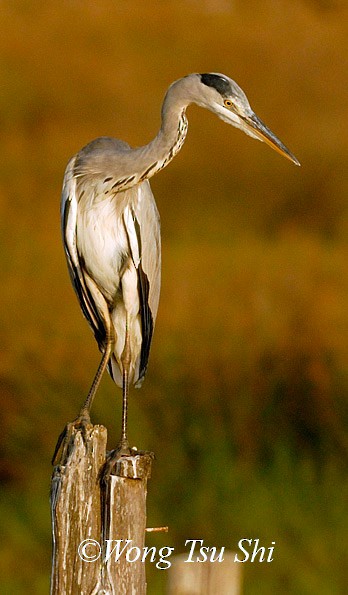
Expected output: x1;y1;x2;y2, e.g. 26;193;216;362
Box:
1;1;348;593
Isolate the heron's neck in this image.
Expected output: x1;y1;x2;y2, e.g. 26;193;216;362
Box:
133;101;189;184
89;78;194;192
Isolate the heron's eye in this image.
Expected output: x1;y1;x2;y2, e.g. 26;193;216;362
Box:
224;99;233;108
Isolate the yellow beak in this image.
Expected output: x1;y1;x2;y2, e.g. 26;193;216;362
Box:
243;112;300;166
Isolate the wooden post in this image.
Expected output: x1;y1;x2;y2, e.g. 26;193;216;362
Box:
167;552;242;595
100;451;154;593
50;425;153;594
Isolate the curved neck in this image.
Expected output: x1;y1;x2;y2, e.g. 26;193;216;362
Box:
99;78;195;193
132;80;191;183
75;77;198;192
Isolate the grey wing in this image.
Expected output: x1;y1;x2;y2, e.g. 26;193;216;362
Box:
123;181;161;385
61;157;107;348
137;182;161;325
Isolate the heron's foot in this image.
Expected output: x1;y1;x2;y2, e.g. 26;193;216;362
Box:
101;439;133;480
101;442;155;483
51;411;92;466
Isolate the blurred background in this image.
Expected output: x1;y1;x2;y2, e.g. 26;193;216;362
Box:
1;0;348;593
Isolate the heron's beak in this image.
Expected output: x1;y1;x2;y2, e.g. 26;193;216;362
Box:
242;112;300;166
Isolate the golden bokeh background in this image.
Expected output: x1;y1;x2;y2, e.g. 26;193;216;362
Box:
1;1;348;593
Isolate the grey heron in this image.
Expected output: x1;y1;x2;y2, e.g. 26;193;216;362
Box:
53;73;299;464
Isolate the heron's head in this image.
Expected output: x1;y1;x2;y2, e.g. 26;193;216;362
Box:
193;73;300;166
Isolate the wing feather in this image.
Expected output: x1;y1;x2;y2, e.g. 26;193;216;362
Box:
122;183;161;385
61;157;107;347
132;182;161;325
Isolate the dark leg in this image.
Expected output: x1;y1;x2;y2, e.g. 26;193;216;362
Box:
79;332;114;421
118;315;131;453
101;318;133;478
52;330;115;465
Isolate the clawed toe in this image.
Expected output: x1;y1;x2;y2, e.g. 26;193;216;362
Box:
52;412;92;466
100;440;132;480
100;443;154;483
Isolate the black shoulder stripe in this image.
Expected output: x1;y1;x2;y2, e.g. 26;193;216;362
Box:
62;194;71;236
132;211;142;255
62;197;106;348
75;264;106;347
128;209;154;381
137;263;154;382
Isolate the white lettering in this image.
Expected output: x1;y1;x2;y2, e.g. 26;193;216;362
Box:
104;539;132;562
267;542;275;562
156;547;175;569
210;546;225;563
234;539;276;563
250;539;265;563
126;546;141;563
197;546;209;563
141;546;157;563
184;539;204;562
234;538;252;563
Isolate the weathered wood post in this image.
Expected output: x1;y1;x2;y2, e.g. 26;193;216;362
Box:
50;425;153;594
167;552;242;595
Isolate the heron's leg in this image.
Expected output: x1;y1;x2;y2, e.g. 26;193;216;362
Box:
52;329;115;465
119;314;131;452
101;318;132;478
79;329;115;419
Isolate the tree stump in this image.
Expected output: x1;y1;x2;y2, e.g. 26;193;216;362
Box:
50;425;153;594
